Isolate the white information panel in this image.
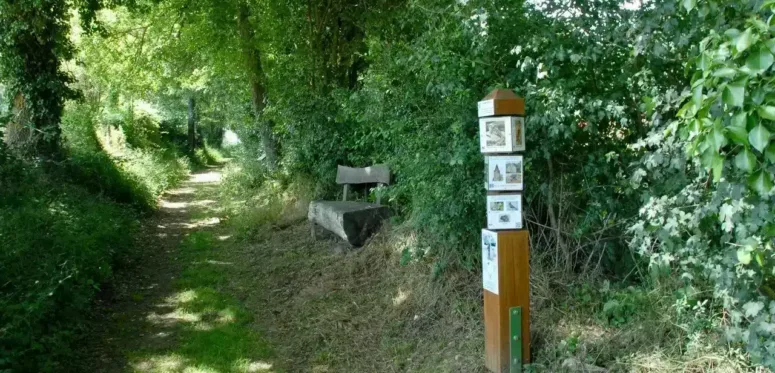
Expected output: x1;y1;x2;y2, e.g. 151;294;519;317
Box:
482;229;499;294
485;155;523;191
487;194;523;230
479;116;525;153
478;99;495;117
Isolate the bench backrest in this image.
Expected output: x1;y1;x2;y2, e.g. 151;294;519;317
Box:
336;164;390;204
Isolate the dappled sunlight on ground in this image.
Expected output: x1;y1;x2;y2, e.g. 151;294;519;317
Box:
167;187;197;196
78;167;274;372
147;309;202;325
189;171;222;184
169;217;222;230
161;201;190;209
132;354;274;373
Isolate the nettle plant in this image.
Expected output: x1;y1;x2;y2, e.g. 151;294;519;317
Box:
631;1;775;367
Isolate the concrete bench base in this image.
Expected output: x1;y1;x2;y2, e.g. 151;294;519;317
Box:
308;201;390;247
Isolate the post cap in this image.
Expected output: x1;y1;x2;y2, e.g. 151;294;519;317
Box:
478;89;525;117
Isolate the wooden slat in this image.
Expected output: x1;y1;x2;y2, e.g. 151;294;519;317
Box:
336;164;390;185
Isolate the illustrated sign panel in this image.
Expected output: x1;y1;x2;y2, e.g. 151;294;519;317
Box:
485;155;523;191
482;229;499;294
479;116;525;153
487;194;523;230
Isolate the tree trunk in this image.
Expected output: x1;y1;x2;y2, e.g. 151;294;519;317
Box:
188;96;196;153
3;92;37;158
237;2;278;170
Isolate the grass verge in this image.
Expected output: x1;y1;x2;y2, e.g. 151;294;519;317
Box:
128;230;273;373
214;163;748;372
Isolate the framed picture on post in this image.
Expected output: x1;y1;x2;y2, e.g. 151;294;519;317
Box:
479;116;525;153
485;155;523;191
481;229;499;294
486;194;523;230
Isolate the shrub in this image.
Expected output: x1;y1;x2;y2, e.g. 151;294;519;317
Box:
629;1;775;367
0;155;138;372
61;102;190;210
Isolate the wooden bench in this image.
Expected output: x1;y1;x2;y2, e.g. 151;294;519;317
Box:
308;164;390;247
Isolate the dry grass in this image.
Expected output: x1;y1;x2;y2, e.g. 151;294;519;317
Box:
217;213;752;372
222;222;485;372
213;168;750;372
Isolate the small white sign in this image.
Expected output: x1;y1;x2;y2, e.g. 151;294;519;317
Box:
482;229;499;294
487;194;523;230
485;155;523;191
478;99;495;117
479;116;525;153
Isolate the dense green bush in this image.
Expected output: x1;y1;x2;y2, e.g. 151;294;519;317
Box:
629;0;775;366
0;153;138;372
258;0;680;274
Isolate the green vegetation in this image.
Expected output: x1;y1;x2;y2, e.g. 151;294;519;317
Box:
2;0;775;370
0;150;139;371
128;230;273;373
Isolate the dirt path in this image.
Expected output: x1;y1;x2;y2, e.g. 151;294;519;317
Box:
74;166;273;373
72;165;481;373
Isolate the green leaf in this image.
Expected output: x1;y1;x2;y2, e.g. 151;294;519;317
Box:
760;106;775;121
727;124;750;145
753;18;770;32
713;67;737;78
749;124;771;152
711;122;728;150
712;153;725;182
693;85;703;107
767;39;775;54
682;0;696;12
725;28;741;40
728;112;749;144
677;100;695;118
743;301;765;317
735;148;757;172
732;111;747;127
699;52;712;72
738;248;752;265
723;83;745;107
691;75;705;88
766;144;775;163
746;47;774;73
736;28;754;54
750;170;774;194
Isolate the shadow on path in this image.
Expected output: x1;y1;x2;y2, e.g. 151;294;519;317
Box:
74;167;274;373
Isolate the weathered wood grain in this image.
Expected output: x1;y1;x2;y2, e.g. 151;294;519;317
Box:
308;201;390;247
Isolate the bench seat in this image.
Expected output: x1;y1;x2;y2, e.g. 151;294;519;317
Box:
308;201;390;247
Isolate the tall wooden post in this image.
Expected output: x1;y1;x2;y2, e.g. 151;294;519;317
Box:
478;89;530;372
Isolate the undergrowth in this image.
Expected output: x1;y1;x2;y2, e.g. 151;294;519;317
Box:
0;152;139;372
0;101;191;371
61;102;190;211
214;153;750;372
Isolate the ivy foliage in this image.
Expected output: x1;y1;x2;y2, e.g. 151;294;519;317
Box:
0;0;122;156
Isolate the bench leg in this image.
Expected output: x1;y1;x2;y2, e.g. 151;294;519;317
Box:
310;222;317;240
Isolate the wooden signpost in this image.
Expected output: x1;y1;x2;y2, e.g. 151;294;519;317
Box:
478;89;530;372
